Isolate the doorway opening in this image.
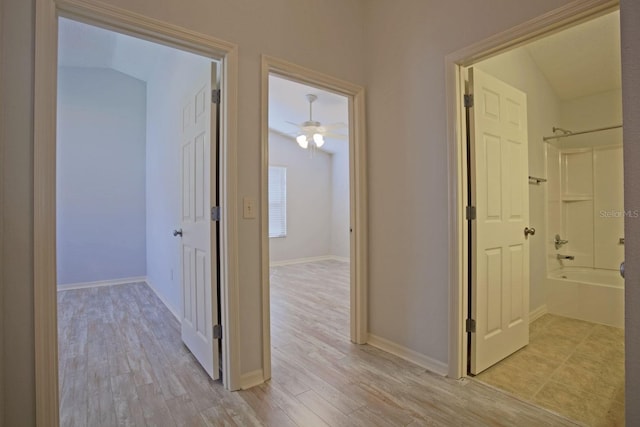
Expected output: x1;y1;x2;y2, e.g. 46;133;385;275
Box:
456;7;624;426
266;73;352;382
55;16;231;424
259;57;368;384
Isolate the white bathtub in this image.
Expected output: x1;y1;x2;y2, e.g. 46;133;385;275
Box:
546;267;624;328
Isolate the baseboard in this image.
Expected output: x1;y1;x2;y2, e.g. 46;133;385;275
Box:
367;334;448;376
240;369;264;390
145;278;181;322
57;276;146;291
529;304;548;323
269;255;334;267
269;255;351;267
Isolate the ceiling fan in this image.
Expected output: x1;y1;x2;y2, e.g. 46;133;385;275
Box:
287;94;347;150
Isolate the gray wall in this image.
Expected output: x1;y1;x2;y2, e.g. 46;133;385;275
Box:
268;131;332;262
57;67;147;286
621;0;640;423
330;148;350;259
0;0;4;421
364;0;574;364
145;49;210;315
1;0;36;423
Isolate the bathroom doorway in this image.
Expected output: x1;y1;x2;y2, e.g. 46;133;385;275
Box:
461;8;624;426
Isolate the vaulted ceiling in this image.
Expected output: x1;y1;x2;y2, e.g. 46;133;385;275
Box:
58;18;350;155
524;10;621;100
59;10;621;148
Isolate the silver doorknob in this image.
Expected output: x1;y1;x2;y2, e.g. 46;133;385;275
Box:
524;227;536;237
620;261;625;279
173;229;183;237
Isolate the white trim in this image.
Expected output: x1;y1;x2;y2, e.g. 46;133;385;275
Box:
217;35;241;393
34;2;241;424
57;276;147;291
367;334;448;377
260;55;368;383
34;0;60;424
144;278;181;322
529;305;549;323
269;255;350;267
269;255;335;267
240;369;265;390
446;0;619;380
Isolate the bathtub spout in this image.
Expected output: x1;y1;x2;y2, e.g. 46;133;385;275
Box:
557;254;575;260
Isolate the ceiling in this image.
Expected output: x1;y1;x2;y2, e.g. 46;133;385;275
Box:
60;11;621;146
59;18;350;155
524;10;621;101
58;17;188;82
268;75;349;155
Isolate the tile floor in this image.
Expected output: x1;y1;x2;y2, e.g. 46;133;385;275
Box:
475;314;625;426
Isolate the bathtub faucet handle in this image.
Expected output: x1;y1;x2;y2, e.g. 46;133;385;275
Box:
554;234;569;249
557;254;575;261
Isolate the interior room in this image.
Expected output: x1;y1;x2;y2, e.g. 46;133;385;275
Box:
468;10;624;426
4;1;640;426
266;75;353;384
55;18;230;425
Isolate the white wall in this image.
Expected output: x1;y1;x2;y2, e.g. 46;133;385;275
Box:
331;148;350;259
475;48;561;313
560;90;623;135
56;67;147;286
546;90;624;271
268;131;332;262
145;49;210;316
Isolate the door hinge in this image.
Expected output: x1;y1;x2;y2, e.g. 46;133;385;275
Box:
213;324;222;339
465;206;476;220
466;318;476;333
464;94;474;108
211;206;221;221
211;89;221;104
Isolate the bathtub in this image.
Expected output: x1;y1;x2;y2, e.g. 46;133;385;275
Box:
546;267;624;328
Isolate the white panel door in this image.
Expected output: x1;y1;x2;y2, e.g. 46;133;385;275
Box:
179;64;220;380
469;67;530;375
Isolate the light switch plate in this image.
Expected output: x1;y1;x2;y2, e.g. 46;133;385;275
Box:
243;197;256;219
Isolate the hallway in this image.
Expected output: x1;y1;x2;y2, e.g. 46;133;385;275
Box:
57;263;578;426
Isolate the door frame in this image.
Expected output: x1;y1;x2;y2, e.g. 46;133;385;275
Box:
34;0;241;423
259;56;368;382
445;0;619;379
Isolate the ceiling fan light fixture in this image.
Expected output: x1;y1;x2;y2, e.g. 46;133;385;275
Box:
296;134;309;148
313;133;325;147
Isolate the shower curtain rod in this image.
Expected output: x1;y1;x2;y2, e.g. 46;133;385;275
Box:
543;124;623;141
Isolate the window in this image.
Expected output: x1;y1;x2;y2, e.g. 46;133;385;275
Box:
269;166;287;238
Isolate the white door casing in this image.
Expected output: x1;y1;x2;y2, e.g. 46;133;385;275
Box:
180;65;220;380
469;67;530;375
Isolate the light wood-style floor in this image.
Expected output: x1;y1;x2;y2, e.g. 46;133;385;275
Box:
58;260;579;426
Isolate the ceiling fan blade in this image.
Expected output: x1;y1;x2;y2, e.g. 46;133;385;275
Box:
285;120;303;129
322;132;348;139
322;122;348;130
